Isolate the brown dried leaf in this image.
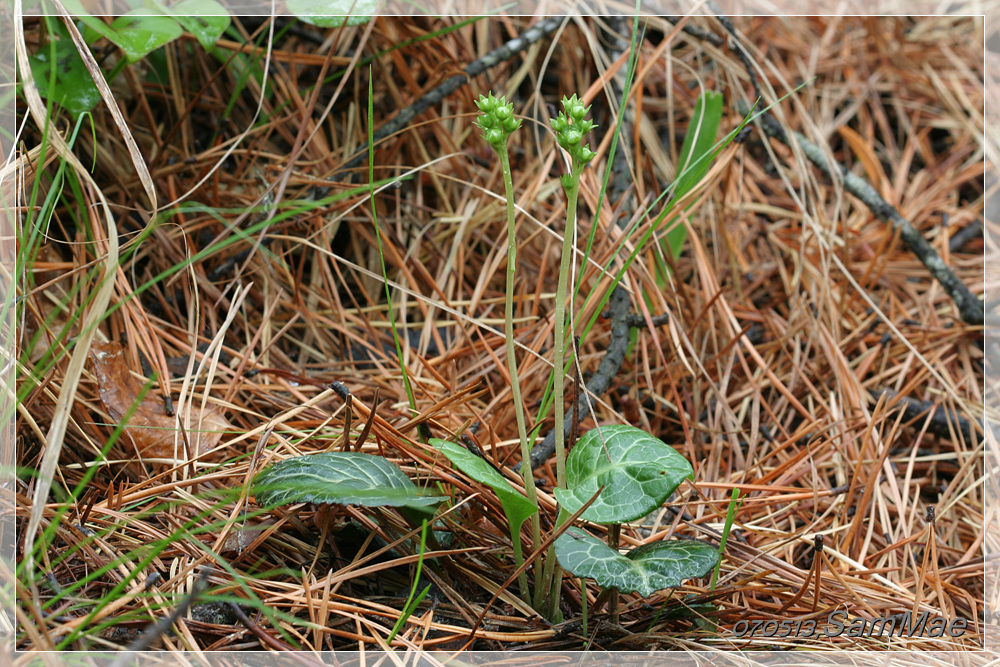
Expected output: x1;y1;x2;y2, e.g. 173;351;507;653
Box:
90;341;232;460
219;521;275;554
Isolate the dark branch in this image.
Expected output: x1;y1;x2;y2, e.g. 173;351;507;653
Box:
327;15;566;183
872;388;983;445
949;218;982;253
742;104;983;327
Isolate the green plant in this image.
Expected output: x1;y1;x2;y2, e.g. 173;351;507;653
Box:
26;1;378;120
252;451;446;641
553;425;718;612
473;92;543;575
549;94;597;492
283;0;378;27
387;520;432;643
711;486;741;590
368;72;419;423
27;18;102;118
568;98;758;383
430;439;537;604
252;451;446;510
29;0;232;118
555;529;719;597
659;90;724;271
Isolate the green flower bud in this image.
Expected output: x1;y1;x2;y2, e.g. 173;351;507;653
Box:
476;93;497;113
562;129;582;147
551;93;597;171
477;93;520;152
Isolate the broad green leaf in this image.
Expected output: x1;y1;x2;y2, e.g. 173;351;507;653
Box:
162;0;231;50
555;528;718;597
54;0;120;45
553;424;692;524
429;439;537;530
253;452;445;509
287;0;377;28
662;90;724;262
28;38;102;118
109;10;184;62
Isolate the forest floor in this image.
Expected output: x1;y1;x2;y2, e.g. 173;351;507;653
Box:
14;12;989;655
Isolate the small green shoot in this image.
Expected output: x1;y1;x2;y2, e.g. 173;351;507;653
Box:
660;89;724;269
474;92;542;580
710;486;741;590
387;520;433;644
570;99;762;372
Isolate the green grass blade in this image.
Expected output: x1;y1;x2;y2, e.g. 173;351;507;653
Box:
387;520;431;643
572;95;773;357
367;68;419;422
710;486;741;591
662;89;724;264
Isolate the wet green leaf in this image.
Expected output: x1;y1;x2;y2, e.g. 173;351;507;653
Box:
253;452;446;509
28;38;102;118
165;0;231;50
553;424;692;524
430;438;537;531
108;10;184;63
555;528;718;597
287;0;377;28
663;90;724;261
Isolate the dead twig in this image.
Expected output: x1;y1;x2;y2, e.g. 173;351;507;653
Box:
740;103;984;327
872;388;983;445
324;15;567;184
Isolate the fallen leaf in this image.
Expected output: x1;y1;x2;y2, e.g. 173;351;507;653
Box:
219;520;274;554
90;341;232;461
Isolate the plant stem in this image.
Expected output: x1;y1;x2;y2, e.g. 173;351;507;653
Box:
553;179;579;491
608;523;621;626
497;147;542;570
509;528;531;606
546;183;578;621
547;91;595;623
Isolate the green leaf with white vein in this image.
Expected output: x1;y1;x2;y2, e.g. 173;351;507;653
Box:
553;425;693;524
555;529;719;597
253;452;445;509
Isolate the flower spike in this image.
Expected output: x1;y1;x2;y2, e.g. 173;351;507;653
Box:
476;93;522;149
550;95;597;179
